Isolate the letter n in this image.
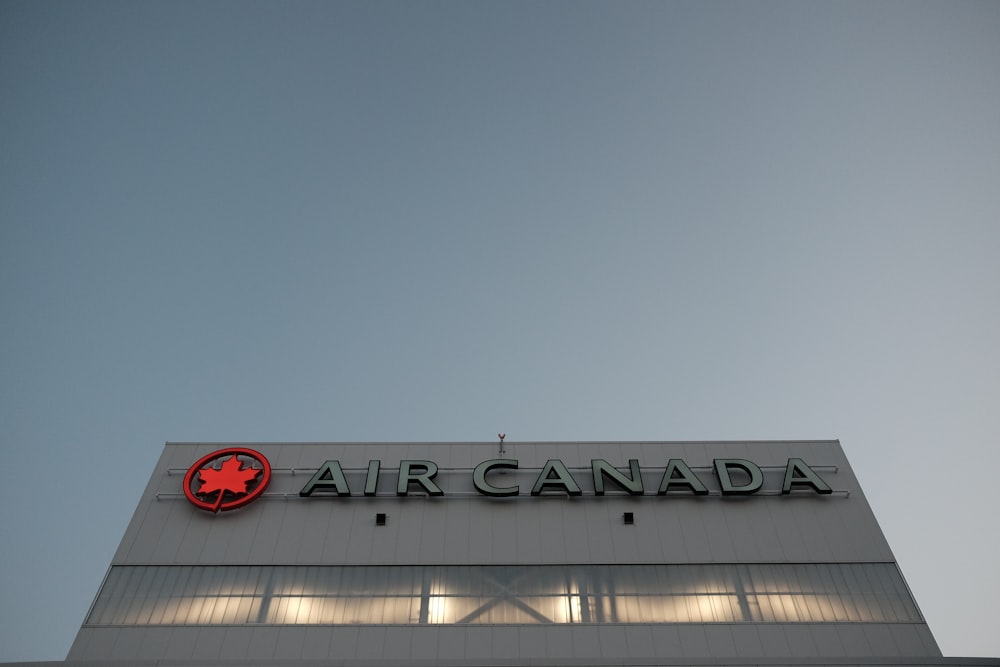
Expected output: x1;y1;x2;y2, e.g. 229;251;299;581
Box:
592;459;644;495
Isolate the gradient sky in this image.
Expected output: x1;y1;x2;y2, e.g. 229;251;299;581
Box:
1;1;998;661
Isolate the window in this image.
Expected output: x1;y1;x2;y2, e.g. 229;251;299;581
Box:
85;563;921;626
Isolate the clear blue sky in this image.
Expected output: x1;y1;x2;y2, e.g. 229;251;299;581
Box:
1;0;998;661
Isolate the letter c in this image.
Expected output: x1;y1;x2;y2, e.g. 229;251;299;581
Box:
473;459;519;497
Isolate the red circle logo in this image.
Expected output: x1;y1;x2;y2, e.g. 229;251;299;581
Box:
183;448;271;513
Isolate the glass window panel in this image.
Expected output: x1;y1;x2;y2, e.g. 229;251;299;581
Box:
763;564;790;594
801;590;824;621
860;563;893;621
115;567;144;624
785;595;808;622
823;592;847;621
154;567;183;624
194;592;218;624
884;567;919;621
123;567;156;625
291;566;311;596
835;564;866;621
609;594;630;623
235;594;259;624
87;568;120;624
825;566;856;621
752;595;780;623
137;567;168;625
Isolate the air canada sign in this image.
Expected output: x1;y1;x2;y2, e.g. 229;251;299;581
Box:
183;448;833;513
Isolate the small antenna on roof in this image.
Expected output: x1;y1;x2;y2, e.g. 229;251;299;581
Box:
498;433;506;457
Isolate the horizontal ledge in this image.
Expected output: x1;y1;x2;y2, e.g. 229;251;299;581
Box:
167;464;840;475
155;490;850;500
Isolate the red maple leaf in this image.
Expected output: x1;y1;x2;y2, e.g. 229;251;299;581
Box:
196;455;262;512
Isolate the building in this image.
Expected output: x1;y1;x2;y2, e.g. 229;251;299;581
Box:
14;440;998;666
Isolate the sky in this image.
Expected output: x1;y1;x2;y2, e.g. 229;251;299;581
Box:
1;0;998;661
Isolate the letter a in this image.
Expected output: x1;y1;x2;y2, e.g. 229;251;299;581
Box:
531;459;582;496
657;459;708;495
299;461;352;497
781;458;832;494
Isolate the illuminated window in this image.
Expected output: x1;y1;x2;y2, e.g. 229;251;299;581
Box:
85;563;922;627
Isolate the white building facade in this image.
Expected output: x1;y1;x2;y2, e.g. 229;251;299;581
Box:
33;440;997;665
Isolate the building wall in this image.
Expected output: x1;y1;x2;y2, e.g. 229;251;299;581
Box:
67;440;943;664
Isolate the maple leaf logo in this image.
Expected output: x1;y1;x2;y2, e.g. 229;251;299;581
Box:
183;447;272;513
195;455;263;512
